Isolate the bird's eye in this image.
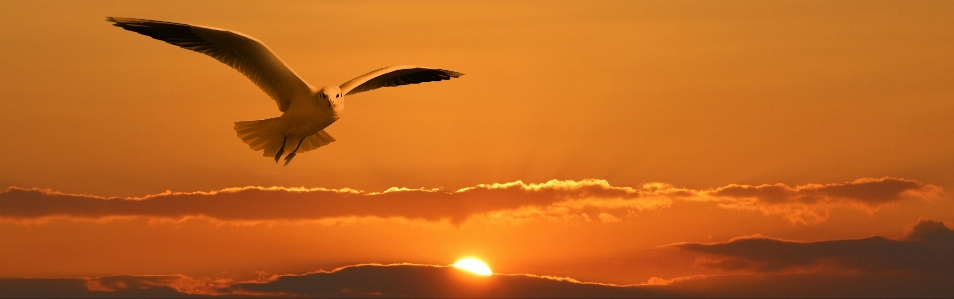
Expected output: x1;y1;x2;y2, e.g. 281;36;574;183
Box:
336;94;340;98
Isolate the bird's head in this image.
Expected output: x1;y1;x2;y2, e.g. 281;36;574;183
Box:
317;86;344;111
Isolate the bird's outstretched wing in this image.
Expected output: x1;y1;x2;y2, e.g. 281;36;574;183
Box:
339;65;463;96
107;17;313;112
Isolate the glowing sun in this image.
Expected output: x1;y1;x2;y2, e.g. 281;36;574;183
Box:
453;258;492;276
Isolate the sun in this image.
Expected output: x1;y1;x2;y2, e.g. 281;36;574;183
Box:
453;258;492;276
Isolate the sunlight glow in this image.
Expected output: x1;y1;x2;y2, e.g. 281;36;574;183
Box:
453;258;492;276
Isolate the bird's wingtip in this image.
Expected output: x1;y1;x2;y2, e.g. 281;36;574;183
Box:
105;17;142;25
105;16;130;26
443;69;464;77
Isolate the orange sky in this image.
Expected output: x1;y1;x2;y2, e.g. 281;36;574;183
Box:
1;0;953;297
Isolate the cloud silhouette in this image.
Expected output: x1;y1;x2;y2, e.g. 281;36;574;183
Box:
0;276;211;298
665;272;954;298
671;219;954;274
0;178;939;225
231;264;672;298
6;260;953;298
3;220;952;298
0;265;673;298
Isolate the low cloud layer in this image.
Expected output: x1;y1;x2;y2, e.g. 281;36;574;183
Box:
0;177;939;224
3;220;953;298
232;264;668;298
672;219;954;274
665;272;954;298
0;276;208;298
0;265;671;298
5;258;953;298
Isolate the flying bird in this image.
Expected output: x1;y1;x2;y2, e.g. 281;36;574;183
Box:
107;17;462;165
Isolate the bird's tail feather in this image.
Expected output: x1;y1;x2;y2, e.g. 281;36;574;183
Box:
298;130;336;153
234;118;285;158
234;118;336;159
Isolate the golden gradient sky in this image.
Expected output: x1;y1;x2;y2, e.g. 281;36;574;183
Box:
1;0;953;297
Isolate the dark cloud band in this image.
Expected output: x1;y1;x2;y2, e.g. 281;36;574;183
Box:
671;219;954;274
0;178;939;224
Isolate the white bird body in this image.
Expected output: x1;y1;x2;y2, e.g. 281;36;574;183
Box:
107;17;462;165
284;87;342;139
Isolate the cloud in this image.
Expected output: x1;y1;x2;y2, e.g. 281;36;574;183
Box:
598;212;622;223
0;180;659;225
645;219;954;297
664;272;954;298
704;177;941;224
231;264;671;298
0;276;210;298
6;260;953;298
4;218;953;298
670;219;954;274
0;265;674;298
0;177;939;225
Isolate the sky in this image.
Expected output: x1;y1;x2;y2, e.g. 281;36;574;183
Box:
1;0;953;297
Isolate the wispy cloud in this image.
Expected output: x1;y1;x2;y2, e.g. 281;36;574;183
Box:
0;178;939;225
703;177;942;224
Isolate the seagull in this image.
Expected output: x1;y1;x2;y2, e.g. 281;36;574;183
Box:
107;17;462;165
